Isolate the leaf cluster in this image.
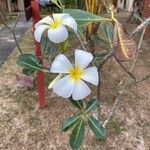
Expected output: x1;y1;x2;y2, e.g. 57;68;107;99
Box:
61;98;106;149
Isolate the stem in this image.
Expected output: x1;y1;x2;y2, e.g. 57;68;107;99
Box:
99;51;114;67
97;66;101;120
132;17;150;35
40;65;50;73
75;32;87;51
0;12;23;54
115;57;136;81
127;75;150;86
96;51;114;121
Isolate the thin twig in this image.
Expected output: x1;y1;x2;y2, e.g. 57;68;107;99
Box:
97;66;101;120
76;32;87;51
13;13;20;30
127;75;150;86
132;17;150;35
103;28;146;127
114;57;136;81
0;12;23;54
99;51;114;67
102;75;120;95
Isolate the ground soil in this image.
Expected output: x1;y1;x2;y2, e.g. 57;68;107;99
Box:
0;12;150;150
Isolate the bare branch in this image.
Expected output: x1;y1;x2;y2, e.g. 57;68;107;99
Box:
76;32;87;51
99;51;114;67
132;17;150;35
13;13;20;30
103;28;146;127
114;57;136;81
0;11;23;54
128;75;150;86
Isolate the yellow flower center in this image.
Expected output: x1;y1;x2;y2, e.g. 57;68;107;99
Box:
50;19;62;29
70;66;83;81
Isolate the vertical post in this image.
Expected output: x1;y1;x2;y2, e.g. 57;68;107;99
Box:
31;1;45;108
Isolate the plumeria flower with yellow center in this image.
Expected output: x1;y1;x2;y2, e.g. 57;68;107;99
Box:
34;13;77;43
49;49;99;100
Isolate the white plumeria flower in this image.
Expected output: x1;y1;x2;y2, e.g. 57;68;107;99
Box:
34;13;77;43
49;49;99;100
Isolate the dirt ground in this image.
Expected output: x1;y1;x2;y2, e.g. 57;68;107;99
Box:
0;12;150;150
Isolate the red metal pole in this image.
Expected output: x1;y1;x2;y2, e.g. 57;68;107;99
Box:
31;1;45;108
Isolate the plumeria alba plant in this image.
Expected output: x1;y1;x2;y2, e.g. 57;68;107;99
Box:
16;0;147;149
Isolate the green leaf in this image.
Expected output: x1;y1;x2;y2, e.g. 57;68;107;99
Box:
61;115;80;132
17;54;40;71
91;34;110;48
22;68;35;76
64;9;109;26
41;37;54;54
103;24;113;47
91;34;103;45
88;116;106;139
47;46;53;54
69;97;83;109
41;37;48;54
70;118;85;149
94;51;108;61
86;98;98;113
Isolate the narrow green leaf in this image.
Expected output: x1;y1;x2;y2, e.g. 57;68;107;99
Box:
41;37;54;55
94;51;108;61
41;37;48;54
70;118;85;149
22;68;35;76
69;97;83;109
64;9;110;26
51;0;61;8
47;46;53;54
17;54;40;71
86;98;98;113
103;24;113;47
91;34;110;48
88;116;106;139
61;115;80;132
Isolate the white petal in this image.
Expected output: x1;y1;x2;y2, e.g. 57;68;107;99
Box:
53;75;74;98
62;16;77;32
50;54;73;73
53;13;69;21
75;49;93;69
81;67;99;86
72;80;91;100
47;26;68;43
34;25;49;42
35;16;53;28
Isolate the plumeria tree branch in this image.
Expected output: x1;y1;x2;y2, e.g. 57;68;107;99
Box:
114;57;136;81
99;51;114;67
132;17;150;35
127;74;150;86
103;27;146;127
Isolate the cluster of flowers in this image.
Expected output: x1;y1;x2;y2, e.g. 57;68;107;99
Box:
34;13;99;100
